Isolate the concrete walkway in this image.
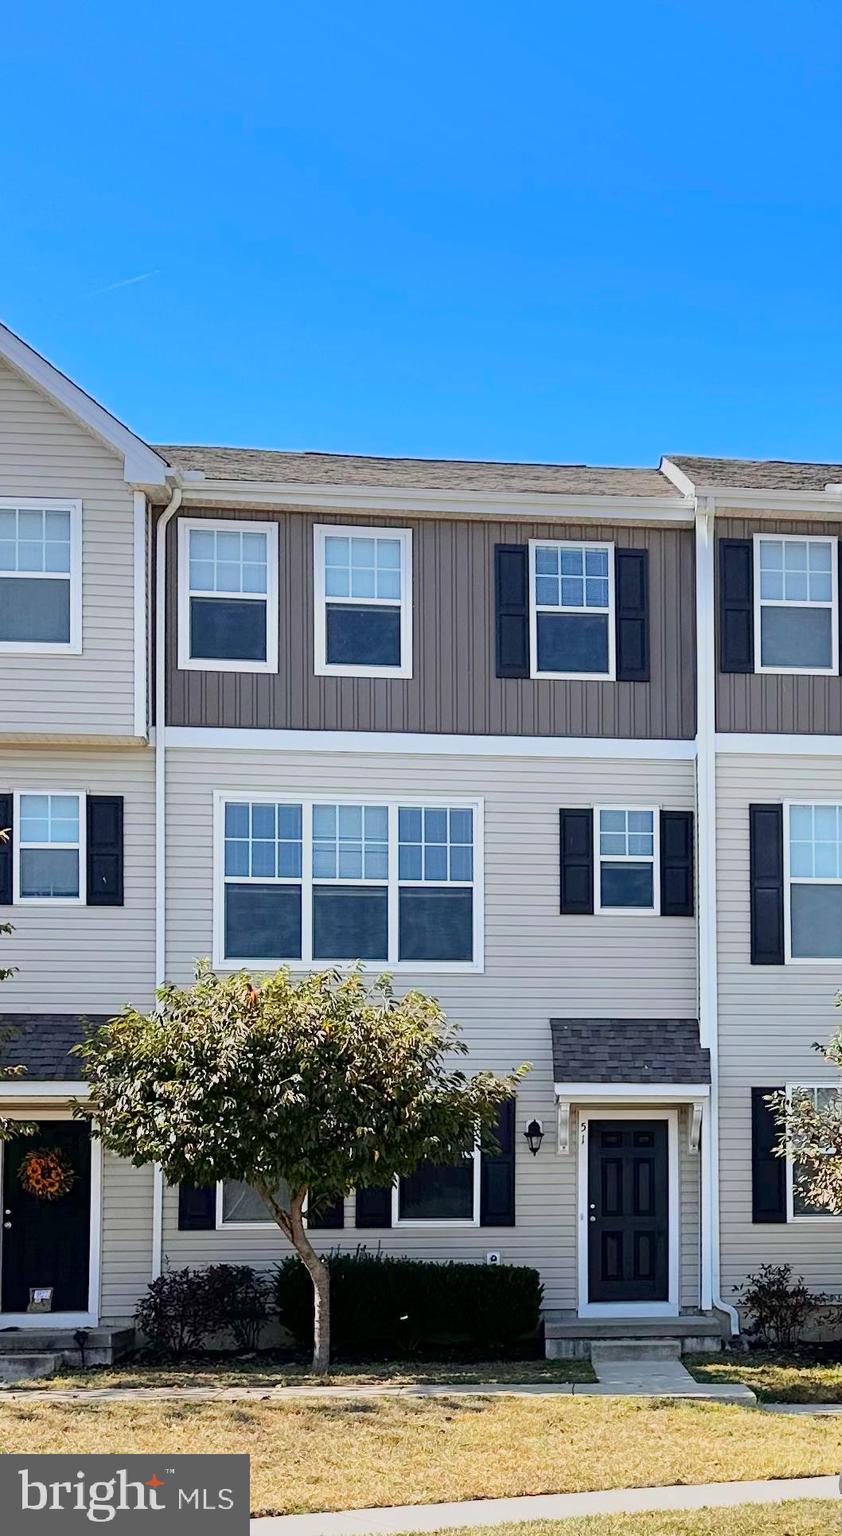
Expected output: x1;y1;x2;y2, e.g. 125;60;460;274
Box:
0;1377;754;1404
585;1349;754;1402
250;1475;839;1534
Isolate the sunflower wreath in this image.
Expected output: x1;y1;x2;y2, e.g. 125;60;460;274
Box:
18;1146;76;1201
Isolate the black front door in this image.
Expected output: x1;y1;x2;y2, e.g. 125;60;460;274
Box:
1;1122;91;1313
587;1119;669;1305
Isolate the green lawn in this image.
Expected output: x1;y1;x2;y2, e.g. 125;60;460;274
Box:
688;1351;842;1403
434;1507;836;1536
0;1396;840;1516
7;1356;594;1391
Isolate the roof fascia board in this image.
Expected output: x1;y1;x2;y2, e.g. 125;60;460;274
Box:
661;459;842;514
179;480;693;523
0;324;169;486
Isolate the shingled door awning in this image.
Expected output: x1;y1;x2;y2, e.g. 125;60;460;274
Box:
550;1018;710;1152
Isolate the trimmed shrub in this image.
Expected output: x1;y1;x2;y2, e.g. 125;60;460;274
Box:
135;1267;218;1358
274;1249;542;1356
135;1263;270;1357
201;1264;271;1352
736;1263;826;1349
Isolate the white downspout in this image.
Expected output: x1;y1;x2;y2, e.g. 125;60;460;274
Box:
695;496;739;1334
155;485;182;990
151;483;182;1281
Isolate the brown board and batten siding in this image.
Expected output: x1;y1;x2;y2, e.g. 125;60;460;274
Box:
716;515;842;734
164;509;696;738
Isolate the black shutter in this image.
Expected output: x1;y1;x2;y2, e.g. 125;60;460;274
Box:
495;544;529;679
86;795;124;907
660;809;694;917
559;809;594;915
751;1087;786;1223
307;1195;344;1230
480;1098;516;1227
178;1183;216;1231
615;549;649;682
719;538;754;673
0;793;12;905
355;1185;392;1228
749;804;784;965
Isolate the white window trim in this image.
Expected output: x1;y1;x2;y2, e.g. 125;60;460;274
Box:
753;532;839;677
0;498;82;656
313;523;413;679
783;799;842;966
593;804;660;916
392;1145;481;1228
215;1181;313;1229
528;538;616;682
784;1083;842;1222
213;791;484;974
177;517;279;674
12;789;86;906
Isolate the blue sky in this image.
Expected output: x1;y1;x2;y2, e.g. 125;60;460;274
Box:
3;2;840;466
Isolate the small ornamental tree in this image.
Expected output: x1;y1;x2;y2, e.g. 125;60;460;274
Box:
76;964;527;1371
770;1018;842;1217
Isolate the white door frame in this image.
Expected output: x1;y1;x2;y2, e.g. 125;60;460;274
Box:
0;1110;102;1328
577;1107;679;1320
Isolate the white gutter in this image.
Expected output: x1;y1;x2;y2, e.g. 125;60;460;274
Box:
694;497;739;1335
155;484;183;988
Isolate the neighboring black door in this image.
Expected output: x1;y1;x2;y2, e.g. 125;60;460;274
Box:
1;1122;91;1312
587;1119;669;1304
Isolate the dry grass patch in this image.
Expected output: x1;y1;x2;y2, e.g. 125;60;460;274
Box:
1;1397;841;1516
435;1504;837;1536
688;1352;842;1404
10;1357;593;1391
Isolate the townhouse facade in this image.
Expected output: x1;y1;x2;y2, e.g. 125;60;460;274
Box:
0;321;840;1352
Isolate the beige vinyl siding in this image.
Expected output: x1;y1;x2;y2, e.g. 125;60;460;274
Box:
0;357;139;737
166;511;697;740
99;1154;154;1323
717;752;842;1297
162;746;698;1310
716;515;842;735
0;747;155;1013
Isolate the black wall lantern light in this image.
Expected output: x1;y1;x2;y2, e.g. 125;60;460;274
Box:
523;1118;544;1156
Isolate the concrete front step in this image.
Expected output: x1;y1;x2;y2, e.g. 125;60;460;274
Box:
591;1340;682;1363
0;1352;62;1385
0;1326;134;1367
544;1314;726;1360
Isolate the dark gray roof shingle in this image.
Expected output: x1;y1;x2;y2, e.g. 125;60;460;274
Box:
155;445;676;498
0;1014;108;1082
666;455;842;493
551;1018;710;1085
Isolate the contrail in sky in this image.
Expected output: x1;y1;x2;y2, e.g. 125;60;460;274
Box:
90;270;159;296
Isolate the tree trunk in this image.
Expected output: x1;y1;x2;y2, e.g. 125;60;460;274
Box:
288;1191;331;1373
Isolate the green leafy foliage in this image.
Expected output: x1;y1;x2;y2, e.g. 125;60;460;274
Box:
77;964;526;1202
275;1250;543;1355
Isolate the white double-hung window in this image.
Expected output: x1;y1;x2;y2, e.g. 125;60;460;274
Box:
785;802;842;961
755;535;838;674
313;525;412;677
529;540;614;679
178;518;278;672
595;807;658;912
785;1085;842;1219
216;794;481;970
14;792;84;903
0;501;81;653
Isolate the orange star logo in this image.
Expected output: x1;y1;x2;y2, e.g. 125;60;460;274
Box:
146;1475;165;1489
